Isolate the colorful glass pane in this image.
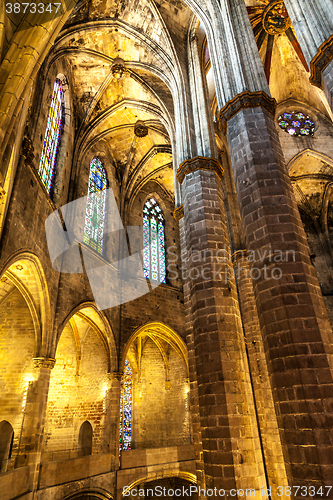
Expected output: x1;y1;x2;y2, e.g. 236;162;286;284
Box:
38;79;63;194
278;111;315;137
83;158;107;255
119;359;132;453
142;198;166;283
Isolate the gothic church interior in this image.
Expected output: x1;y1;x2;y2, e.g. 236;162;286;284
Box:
1;0;333;498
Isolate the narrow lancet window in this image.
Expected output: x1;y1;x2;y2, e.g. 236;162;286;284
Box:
119;359;132;453
83;158;107;255
143;198;166;283
38;78;63;194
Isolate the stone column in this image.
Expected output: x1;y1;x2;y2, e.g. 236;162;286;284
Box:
218;92;333;486
233;252;289;493
283;0;333;108
177;205;206;495
178;156;267;497
17;357;55;493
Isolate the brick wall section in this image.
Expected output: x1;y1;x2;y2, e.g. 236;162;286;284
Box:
132;338;190;449
180;167;266;494
43;323;110;458
227;106;333;486
0;288;35;466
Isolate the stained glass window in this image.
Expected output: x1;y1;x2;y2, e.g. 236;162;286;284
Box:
143;198;166;283
38;78;63;195
278;111;315;137
119;359;132;453
83;158;107;255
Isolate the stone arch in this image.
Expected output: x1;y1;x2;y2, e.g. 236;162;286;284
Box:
63;488;113;500
120;322;190;450
0;420;14;472
43;302;115;460
125;471;197;491
78;420;93;457
122;322;188;376
287;148;333;174
55;301;116;373
0;251;51;356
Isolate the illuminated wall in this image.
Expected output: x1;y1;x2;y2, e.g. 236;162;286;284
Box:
0;285;35;467
131;338;190;449
42;317;110;460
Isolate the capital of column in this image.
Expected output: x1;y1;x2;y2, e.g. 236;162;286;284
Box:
33;357;56;369
173;205;184;221
176;156;223;185
218;91;277;134
310;35;333;88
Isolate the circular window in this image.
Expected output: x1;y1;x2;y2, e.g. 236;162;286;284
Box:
278;111;315;137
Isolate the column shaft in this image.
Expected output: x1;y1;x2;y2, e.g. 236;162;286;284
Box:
226;105;333;486
179;159;267;495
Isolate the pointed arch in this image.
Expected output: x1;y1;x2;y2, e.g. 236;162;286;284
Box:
122;321;189;377
79;421;93;456
55;301;116;373
0;251;51;355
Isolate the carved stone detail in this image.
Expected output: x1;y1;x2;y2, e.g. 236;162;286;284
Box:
110;57;127;80
21;136;35;166
262;1;291;35
110;371;123;380
177;156;224;185
134;120;148;138
231;249;248;264
310;35;333;88
173;205;184;221
218;91;277;134
33;357;56;369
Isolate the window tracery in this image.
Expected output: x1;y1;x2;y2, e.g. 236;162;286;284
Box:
143;198;166;283
38;78;63;194
83;158;107;255
278;111;315;136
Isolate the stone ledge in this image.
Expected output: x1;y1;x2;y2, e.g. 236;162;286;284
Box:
176;157;223;185
121;445;195;470
310;35;333;88
38;453;113;489
0;466;30;500
218;91;277;134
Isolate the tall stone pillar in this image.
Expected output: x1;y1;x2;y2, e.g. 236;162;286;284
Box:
178;157;267;496
17;357;55;493
218;91;333;486
177;204;206;495
283;0;333;108
233;252;289;491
